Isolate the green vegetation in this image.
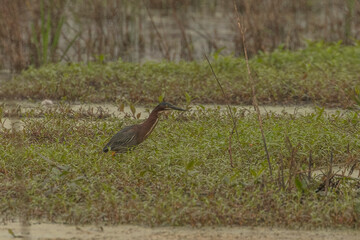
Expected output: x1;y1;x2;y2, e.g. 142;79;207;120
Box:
1;42;359;228
31;0;78;66
1;42;360;107
0;105;359;227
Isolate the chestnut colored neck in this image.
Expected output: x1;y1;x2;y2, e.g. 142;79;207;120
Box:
139;108;161;142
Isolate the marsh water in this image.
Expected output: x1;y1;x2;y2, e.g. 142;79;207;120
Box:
1;100;343;131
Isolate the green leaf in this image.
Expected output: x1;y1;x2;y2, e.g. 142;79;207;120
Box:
98;54;105;64
250;169;257;178
50;15;65;59
42;7;51;64
353;87;360;106
295;176;305;192
213;47;225;60
7;229;16;237
139;170;146;177
158;93;164;103
60;32;80;61
119;102;125;112
186;160;195;171
185;92;191;105
129;103;136;116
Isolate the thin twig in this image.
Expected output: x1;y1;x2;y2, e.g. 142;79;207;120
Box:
325;151;334;195
204;54;240;142
308;150;312;181
228;132;234;168
285;135;298;190
233;1;272;176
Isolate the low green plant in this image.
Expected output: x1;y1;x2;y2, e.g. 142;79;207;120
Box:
1;42;359;107
0;106;359;227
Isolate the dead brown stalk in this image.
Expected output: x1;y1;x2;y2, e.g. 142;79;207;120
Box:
285;135;299;190
308;150;313;181
233;1;272;176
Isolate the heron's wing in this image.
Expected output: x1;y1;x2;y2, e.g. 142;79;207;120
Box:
103;125;138;152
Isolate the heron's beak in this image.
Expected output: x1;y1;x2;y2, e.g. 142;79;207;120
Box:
167;104;186;111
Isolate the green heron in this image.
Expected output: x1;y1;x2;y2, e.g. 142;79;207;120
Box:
103;102;185;154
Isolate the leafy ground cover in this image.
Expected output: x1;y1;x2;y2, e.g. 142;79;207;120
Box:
0;105;359;227
1;42;360;107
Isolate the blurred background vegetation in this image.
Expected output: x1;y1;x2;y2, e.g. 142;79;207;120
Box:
0;0;359;72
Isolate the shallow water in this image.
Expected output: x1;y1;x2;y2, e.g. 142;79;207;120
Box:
0;100;344;131
1;118;23;131
312;166;360;180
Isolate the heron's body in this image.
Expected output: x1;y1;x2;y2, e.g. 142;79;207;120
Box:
103;102;184;153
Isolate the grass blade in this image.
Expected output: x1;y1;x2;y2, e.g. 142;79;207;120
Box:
51;15;65;61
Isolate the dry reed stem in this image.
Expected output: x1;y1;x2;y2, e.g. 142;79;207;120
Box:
233;1;272;176
204;54;239;168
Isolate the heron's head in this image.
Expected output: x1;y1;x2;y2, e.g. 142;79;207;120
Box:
156;102;186;112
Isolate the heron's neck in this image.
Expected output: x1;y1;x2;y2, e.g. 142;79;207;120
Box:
141;110;160;139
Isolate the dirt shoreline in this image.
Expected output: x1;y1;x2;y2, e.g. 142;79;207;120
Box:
0;222;358;240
